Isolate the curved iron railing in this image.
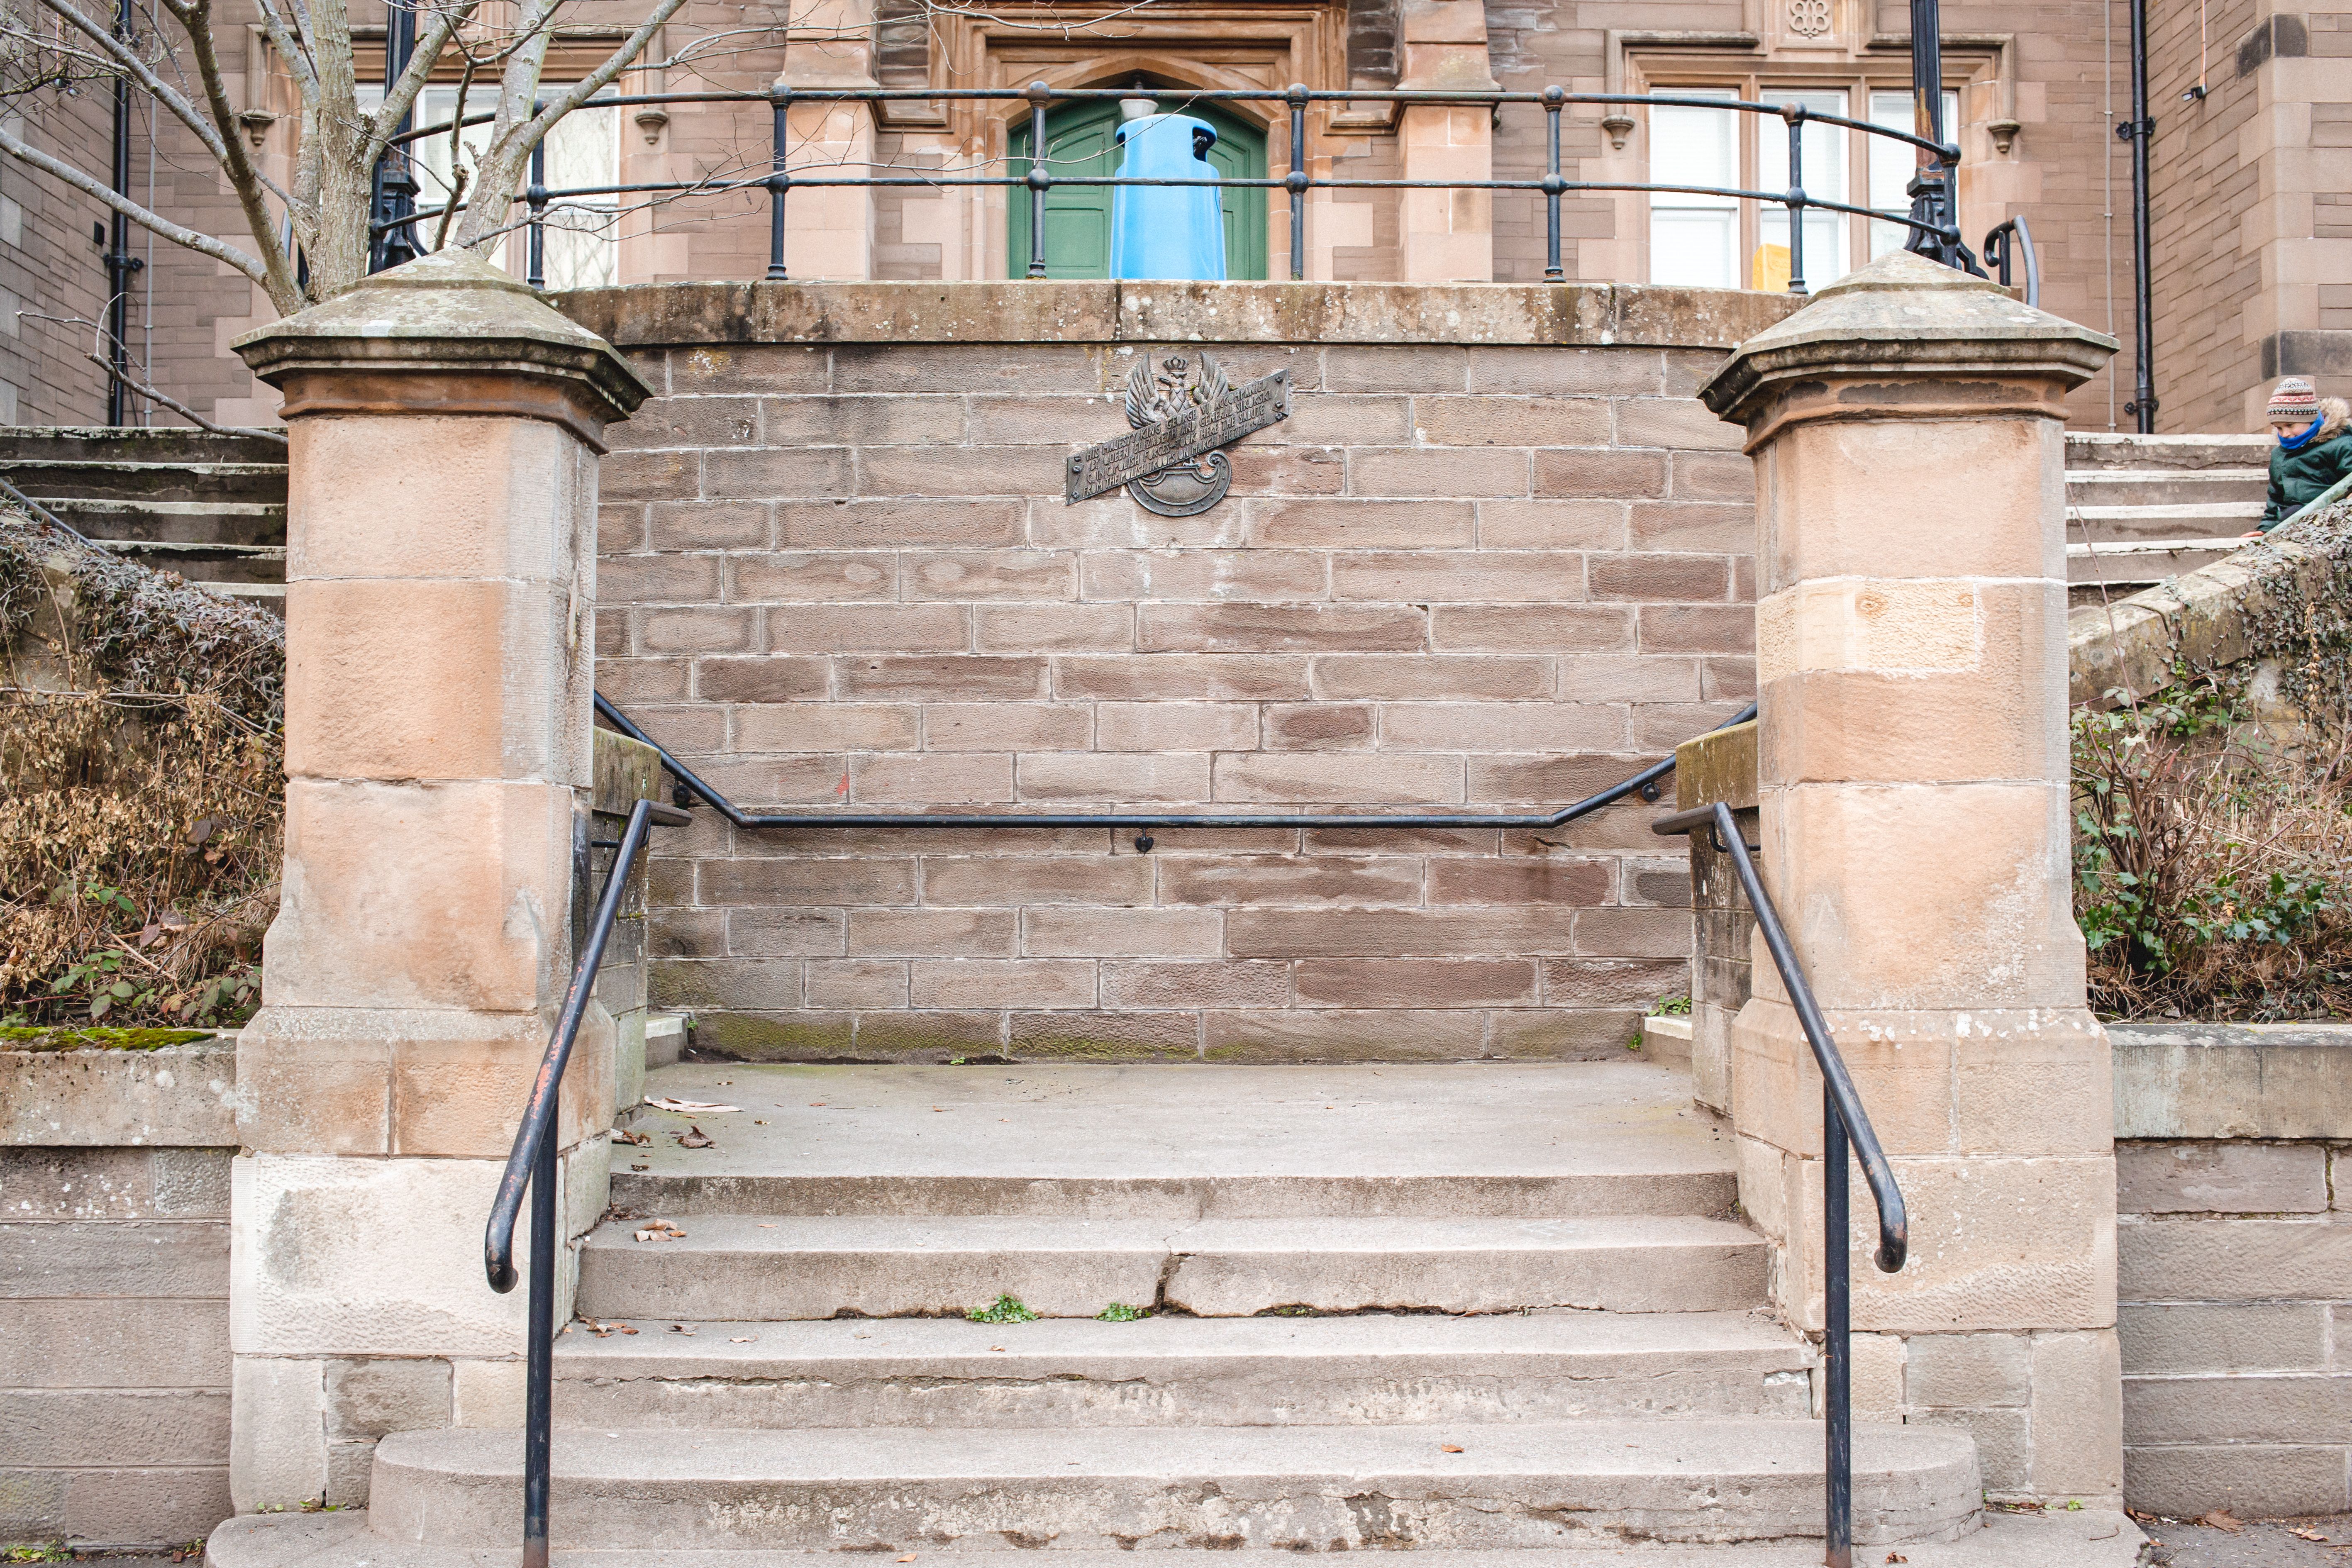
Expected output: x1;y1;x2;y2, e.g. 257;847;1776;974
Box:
595;689;1755;847
483;793;688;1568
375;83;1980;290
1982;212;2040;307
1651;798;1907;1568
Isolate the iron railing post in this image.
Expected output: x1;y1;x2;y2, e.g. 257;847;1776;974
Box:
526;140;547;289
1025;81;1052;279
522;1102;556;1568
1824;1082;1852;1568
1784;104;1808;296
768;86;793;280
1286;83;1309;281
1542;86;1565;283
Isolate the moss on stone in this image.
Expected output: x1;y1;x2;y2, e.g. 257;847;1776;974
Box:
0;1025;215;1052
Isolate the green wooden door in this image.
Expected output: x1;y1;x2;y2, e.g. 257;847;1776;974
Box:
1009;98;1266;280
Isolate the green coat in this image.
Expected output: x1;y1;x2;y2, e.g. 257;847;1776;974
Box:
2262;424;2352;528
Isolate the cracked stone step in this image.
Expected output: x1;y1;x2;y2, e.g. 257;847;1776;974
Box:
350;1419;1981;1552
574;1214;1768;1322
2063;499;2268;543
610;1061;1737;1221
552;1310;1815;1429
207;1511;2150;1567
2063;468;2268;508
2064;431;2274;470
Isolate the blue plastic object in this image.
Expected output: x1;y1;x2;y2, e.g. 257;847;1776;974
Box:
1110;114;1226;281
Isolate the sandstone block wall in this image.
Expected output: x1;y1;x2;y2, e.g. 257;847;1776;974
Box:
0;1044;237;1548
2111;1022;2352;1517
573;282;1770;1063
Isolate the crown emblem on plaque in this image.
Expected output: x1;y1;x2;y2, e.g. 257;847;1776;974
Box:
1066;351;1291;517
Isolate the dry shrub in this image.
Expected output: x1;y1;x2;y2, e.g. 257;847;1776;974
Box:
0;510;283;1027
2074;682;2352;1020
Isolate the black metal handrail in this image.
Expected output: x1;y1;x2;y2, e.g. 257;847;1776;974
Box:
596;690;1756;848
1982;212;2040;307
483;793;689;1568
1651;798;1906;1568
374;82;1970;290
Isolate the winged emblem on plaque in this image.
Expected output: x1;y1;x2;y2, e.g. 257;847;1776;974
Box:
1065;351;1291;517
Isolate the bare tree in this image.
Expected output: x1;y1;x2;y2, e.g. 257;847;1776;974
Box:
0;0;692;317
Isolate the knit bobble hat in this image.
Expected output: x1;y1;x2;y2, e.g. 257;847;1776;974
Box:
2268;376;2321;422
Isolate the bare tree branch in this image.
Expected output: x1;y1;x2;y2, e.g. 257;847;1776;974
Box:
0;119;272;288
31;0;234;165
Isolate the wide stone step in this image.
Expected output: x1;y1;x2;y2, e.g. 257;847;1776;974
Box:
89;536;288;584
576;1214;1767;1322
2064;431;2274;470
2064;499;2267;543
610;1061;1737;1221
2063;467;2269;507
0;455;288;503
359;1420;1980;1551
2066;536;2247;585
208;1512;2149;1567
0;422;287;464
552;1311;1814;1429
43;494;286;546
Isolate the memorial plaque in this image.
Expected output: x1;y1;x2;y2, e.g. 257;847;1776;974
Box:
1066;354;1291;515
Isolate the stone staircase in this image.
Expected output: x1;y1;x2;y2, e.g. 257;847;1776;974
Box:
2064;432;2271;602
193;1059;2137;1565
0;425;288;606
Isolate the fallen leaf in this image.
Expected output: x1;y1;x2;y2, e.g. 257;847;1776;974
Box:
2201;1511;2243;1533
620;1327;638;1335
611;1129;650;1146
731;1336;755;1343
1885;1555;1907;1565
758;1223;778;1228
678;1126;714;1149
2293;1529;2330;1543
810;1102;825;1107
647;1097;741;1114
754;1119;770;1125
1441;1444;1464;1454
990;1346;1006;1352
897;1556;916;1563
668;1324;696;1336
630;1163;649;1172
634;1220;687;1243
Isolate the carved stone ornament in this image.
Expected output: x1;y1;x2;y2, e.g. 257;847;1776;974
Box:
1066;353;1291;517
1788;0;1832;36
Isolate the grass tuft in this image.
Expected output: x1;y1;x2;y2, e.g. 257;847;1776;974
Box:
968;1293;1039;1324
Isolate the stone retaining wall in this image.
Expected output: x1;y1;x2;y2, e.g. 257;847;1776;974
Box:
559;280;1787;1063
2111;1022;2352;1517
0;1042;236;1548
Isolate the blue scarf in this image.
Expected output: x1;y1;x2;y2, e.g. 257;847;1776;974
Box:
2281;417;2324;451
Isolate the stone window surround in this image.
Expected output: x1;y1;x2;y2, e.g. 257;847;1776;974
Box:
1597;30;2015;289
874;0;1366;283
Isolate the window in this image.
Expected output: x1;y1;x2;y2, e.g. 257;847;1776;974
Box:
1647;93;1738;289
364;86;622;288
1645;83;1959;291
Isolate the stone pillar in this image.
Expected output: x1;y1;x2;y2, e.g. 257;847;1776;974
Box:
1697;249;2122;1504
225;249;647;1509
782;0;879;280
1396;0;1493;282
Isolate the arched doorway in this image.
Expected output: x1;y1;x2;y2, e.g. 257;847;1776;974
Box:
1008;93;1268;279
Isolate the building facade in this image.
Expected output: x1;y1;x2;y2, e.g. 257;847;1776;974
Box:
1;0;2343;434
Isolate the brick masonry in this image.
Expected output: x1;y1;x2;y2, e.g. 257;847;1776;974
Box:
0;1141;232;1546
576;283;1769;1063
2110;1023;2352;1517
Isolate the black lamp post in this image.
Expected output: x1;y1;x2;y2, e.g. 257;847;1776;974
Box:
370;1;422;273
1901;0;1982;277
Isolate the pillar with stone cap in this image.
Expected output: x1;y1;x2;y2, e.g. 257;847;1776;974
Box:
225;249;648;1510
1698;249;2121;1504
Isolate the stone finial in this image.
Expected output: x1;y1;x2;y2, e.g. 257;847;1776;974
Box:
231;247;651;448
1697;249;2118;445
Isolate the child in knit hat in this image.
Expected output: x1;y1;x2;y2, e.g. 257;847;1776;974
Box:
2256;376;2352;532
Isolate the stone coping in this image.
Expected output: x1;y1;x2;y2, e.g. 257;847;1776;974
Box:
1674;719;1758;812
0;1039;237;1147
554;280;1802;352
2110;1020;2352;1140
593;727;661;818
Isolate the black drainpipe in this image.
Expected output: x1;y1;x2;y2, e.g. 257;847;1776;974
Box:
2120;0;2157;432
102;0;140;424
